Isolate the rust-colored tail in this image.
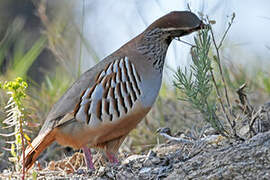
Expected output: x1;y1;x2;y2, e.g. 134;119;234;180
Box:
23;129;56;170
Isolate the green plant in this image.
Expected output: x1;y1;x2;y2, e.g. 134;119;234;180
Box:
173;14;243;139
0;77;29;178
174;28;225;134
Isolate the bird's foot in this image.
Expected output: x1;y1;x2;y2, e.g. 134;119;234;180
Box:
82;146;95;171
106;152;119;164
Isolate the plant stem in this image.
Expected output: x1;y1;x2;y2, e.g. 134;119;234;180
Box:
209;65;233;135
218;13;235;49
20;117;25;180
209;25;232;113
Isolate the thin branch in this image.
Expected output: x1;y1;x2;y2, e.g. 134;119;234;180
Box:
249;107;263;136
218;13;235;49
236;83;253;116
20;117;25;180
207;15;233;117
158;132;194;145
174;37;196;47
209;64;244;141
209;67;233;133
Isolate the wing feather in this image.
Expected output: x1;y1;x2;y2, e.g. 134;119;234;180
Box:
74;57;142;128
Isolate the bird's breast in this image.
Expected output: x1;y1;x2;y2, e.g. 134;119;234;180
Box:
139;71;162;107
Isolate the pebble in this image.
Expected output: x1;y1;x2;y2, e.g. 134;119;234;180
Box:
139;167;152;174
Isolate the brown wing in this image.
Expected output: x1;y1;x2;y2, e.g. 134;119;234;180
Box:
38;57;112;135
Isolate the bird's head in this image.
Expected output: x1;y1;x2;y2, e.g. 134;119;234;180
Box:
145;11;206;44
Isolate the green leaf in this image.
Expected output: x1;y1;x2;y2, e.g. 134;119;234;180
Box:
12;36;47;79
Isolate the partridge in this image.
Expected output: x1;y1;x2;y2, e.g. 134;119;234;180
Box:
24;11;205;170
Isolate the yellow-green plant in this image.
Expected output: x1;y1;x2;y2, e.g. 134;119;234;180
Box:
0;77;29;177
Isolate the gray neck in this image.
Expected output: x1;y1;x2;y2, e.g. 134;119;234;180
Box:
137;28;170;72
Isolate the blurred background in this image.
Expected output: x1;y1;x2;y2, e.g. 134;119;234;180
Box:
0;0;270;170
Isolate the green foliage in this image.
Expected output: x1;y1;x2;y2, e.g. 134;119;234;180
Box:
174;28;224;133
0;77;29;170
11;36;47;79
0;17;47;80
1;77;28;107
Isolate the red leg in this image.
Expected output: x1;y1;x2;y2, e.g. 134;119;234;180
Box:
82;146;95;170
106;152;119;164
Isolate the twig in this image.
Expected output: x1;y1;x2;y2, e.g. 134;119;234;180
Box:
20;117;25;180
206;14;239;138
208;15;234;115
174;37;196;47
209;66;244;142
158;132;194;145
249;107;263;136
218;13;235;49
209;66;233;133
235;83;260;137
236;83;253;116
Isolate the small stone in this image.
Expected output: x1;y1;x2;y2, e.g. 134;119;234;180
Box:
139;167;151;174
97;166;105;176
151;157;161;165
152;167;160;174
106;171;115;179
76;169;85;175
239;125;250;137
204;126;217;136
122;155;146;164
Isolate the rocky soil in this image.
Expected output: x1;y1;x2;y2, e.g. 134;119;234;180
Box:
1;100;270;179
1;130;270;180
